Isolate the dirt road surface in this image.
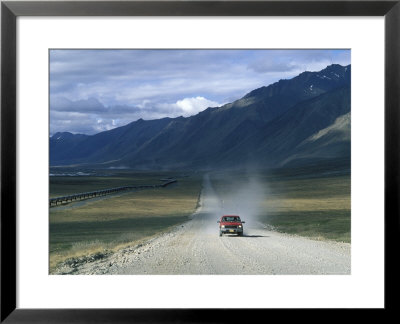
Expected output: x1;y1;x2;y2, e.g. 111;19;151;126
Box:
54;175;351;275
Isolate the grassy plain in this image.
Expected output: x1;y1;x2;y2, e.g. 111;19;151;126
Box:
49;169;185;197
49;170;202;271
210;164;351;243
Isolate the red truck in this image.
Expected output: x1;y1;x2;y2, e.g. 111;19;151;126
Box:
217;215;245;236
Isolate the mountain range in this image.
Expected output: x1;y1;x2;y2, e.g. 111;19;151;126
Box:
50;64;351;170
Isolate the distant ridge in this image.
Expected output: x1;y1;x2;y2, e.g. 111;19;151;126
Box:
50;64;351;170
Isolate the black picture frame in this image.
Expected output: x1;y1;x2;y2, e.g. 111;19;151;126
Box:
1;0;399;322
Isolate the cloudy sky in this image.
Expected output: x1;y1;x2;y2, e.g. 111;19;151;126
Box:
50;49;350;135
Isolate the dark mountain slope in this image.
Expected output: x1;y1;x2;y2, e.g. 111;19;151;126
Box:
50;132;89;163
282;112;351;167
253;86;350;166
50;118;173;165
226;64;350;121
103;85;350;169
50;64;351;169
163;85;350;169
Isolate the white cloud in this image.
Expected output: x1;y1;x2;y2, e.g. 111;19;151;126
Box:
155;96;222;118
174;97;220;116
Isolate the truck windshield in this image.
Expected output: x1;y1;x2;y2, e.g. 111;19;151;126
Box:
223;217;240;222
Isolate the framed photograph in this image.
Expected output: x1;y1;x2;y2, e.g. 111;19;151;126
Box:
1;0;399;322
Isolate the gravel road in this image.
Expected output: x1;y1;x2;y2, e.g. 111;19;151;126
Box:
54;175;351;275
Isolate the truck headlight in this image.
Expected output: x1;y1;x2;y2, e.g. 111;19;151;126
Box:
238;225;242;228
221;225;225;228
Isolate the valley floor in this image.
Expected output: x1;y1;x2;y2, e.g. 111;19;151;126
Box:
53;175;350;275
